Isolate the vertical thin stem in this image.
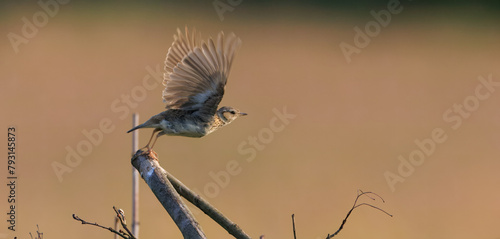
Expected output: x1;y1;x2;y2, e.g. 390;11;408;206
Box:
113;216;119;239
132;113;140;238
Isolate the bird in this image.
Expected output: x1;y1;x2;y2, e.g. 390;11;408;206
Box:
127;27;246;155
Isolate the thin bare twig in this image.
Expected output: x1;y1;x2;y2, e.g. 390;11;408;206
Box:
292;214;297;239
73;207;136;239
326;190;392;239
29;225;43;239
114;206;135;238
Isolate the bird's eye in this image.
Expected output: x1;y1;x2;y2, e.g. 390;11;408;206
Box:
230;111;236;114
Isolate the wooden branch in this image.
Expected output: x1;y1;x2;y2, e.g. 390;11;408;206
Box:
131;150;206;239
166;171;251;239
131;149;251;239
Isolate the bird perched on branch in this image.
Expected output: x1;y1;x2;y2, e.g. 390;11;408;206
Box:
127;27;246;154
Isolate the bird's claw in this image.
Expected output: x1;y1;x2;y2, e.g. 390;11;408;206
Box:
138;147;158;160
148;150;158;160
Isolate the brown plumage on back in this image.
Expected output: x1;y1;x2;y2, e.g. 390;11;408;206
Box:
127;27;246;154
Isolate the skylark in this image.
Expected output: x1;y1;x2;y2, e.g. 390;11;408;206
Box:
127;27;246;153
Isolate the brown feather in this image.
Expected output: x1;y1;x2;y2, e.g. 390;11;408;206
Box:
162;28;241;118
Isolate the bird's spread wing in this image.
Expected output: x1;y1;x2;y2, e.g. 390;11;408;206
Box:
163;27;241;118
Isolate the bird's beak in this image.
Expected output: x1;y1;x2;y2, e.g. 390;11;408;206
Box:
239;112;248;116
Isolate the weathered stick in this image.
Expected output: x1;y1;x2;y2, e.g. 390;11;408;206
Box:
131;149;251;239
131;150;206;239
166;171;251;239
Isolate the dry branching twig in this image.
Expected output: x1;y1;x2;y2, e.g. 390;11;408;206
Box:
72;206;136;239
325;190;392;238
29;225;43;239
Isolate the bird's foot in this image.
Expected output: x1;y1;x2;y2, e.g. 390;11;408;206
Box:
148;150;159;160
139;147;158;160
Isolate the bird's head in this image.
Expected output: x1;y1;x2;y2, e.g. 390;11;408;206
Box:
217;106;247;124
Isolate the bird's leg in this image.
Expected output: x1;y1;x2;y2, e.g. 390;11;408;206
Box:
148;133;162;154
142;133;162;159
142;129;161;154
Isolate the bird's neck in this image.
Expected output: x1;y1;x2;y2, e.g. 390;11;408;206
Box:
206;114;228;134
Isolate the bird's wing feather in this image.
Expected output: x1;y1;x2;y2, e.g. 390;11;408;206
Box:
163;27;241;118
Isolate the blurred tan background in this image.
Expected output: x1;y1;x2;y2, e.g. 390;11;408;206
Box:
1;1;500;238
